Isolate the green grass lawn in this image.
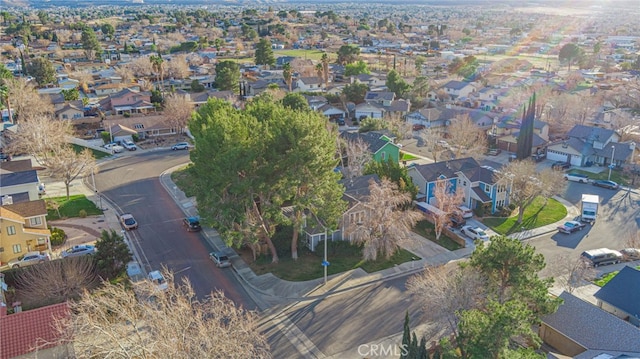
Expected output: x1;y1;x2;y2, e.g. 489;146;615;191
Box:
413;220;463;251
46;194;102;220
274;49;336;61
483;197;567;235
568;169;629;186
71;144;111;160
400;152;419;161
171;165;196;197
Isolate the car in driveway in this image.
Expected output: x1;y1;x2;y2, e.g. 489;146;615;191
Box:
104;143;124;153
592;180;619;190
119;213;138;230
122;140;137;151
8;252;50;268
448;213;466;228
581;248;623;267
621;248;640;261
171;142;190;150
557;220;586;234
552;161;571;170
209;252;231;268
460;226;490;241
61;244;96;258
412;124;426;131
182;216;202;232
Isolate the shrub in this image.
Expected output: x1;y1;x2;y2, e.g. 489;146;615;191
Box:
123;112;131;118
132;133;139;142
79;209;87;218
508;203;517;210
49;226;67;246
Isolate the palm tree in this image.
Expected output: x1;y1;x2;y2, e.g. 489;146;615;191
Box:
149;54;164;95
321;52;330;89
283;63;292;92
315;63;323;83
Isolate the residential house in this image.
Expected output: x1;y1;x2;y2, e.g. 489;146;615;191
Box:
94;82;136;97
540;291;640;358
361;91;411;118
351;73;386;88
406;106;494;132
495;119;550;154
340;131;401;164
440;80;476;101
0;302;72;359
55;102;84;121
407;157;510;214
336;174;381;242
355;102;384;119
190;90;235;107
98;88;154;115
0;159;43;203
0;200;52;265
594;266;640;327
546;124;634;167
296;77;325;93
364;91;395;106
102;115;173;139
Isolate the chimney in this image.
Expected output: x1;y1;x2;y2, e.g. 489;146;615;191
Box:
1;195;13;205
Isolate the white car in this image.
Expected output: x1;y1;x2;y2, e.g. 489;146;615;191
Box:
8;252;50;268
148;270;168;292
122;140;137;151
61;244;96;258
171;142;190;151
119;213;138;230
104;143;124;153
461;226;490;241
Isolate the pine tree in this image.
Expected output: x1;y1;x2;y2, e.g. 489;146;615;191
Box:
516;92;536;159
401;311;411;359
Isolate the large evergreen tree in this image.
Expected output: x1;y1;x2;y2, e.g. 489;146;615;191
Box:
189;97;345;262
27;57;56;86
213;61;240;92
255;38;275;67
81;27;102;60
516;93;535;160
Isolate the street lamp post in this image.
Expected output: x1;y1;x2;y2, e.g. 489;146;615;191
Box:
608;145;616;181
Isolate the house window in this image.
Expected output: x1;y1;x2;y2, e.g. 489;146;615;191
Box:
381;152;386;160
463;181;467;186
349;211;364;224
37;238;46;245
30;217;42;226
12;244;21;254
62;114;69;119
7;226;16;235
134;123;144;129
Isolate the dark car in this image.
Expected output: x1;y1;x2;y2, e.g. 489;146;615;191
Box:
182;217;202;232
336;118;345;126
448;213;466;228
557;220;586;234
592;179;619;190
552;161;571;170
412;124;426;131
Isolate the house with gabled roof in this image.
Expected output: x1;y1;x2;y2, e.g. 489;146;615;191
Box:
546;124;634;167
0;200;51;265
337;174;381;242
296;77;324;92
98;88;153;115
340;131;401;164
355;102;385;119
0;302;71;359
55;102;84;121
440;80;476;101
0;159;43;202
594;266;640;326
540;291;640;358
407;157;510;214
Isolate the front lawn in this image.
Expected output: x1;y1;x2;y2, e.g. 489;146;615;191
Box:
413;220;463;251
46;195;102;220
400;152;419;161
568;169;628;186
171;165;197;198
241;227;420;281
71;144;110;160
594;265;640;287
483;197;566;235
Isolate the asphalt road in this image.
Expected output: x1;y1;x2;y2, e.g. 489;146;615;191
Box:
93;150;258;310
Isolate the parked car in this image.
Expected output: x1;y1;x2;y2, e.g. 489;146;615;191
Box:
209;251;231;268
620;248;640;261
61;244;96;258
182;217;202;232
557;220;586;234
8;252;50;268
552;161;571;170
448;213;466;228
457;206;473;219
412;124;426;131
171;142;190;151
592;180;619;190
119;213;138;230
337;118;346;126
104;143;124;153
581;248;623;267
148;270;169;292
563;172;589;183
460;226;490;241
122;140;137;151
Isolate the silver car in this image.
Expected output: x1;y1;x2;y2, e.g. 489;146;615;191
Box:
9;252;50;268
209;252;231;268
61;244;96;258
171;142;189;150
461;226;490;241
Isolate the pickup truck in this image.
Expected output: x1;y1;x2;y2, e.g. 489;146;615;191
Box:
563;172;589;183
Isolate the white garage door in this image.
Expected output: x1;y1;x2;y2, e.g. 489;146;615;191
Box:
546;150;568;162
570;155;582;166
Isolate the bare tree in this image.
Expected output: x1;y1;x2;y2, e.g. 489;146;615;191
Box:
115;65;135;84
15;257;98;308
407;264;486;340
68;71;93;93
386;113;413;140
163;93;194;133
6;115;72;165
431;180;465;240
344;178;422;260
624;229;640;248
165;54;190;79
555;255;596;294
5;78;54;122
446;114;487;158
494;160;564;223
344;138;371;178
417;126;445;163
47;147;97;200
53;271;271;359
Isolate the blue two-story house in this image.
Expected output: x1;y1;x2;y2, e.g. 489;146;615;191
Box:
407;157;510;214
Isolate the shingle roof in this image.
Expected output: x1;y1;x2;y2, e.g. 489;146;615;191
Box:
594;266;640;318
542;291;640;353
472;186;492;203
410;157;480;182
340;174;381;203
0;170;38;187
442;80;471;91
0;159;35;173
340;131;396;154
568;124;616;142
0;302;70;359
3;199;47;217
364;91;395;102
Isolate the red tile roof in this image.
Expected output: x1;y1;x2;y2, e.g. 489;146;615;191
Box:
0;302;70;359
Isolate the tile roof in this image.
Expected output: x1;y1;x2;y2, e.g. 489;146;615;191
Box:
3;200;47;217
542;291;640;353
594;266;640;318
0;302;70;359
